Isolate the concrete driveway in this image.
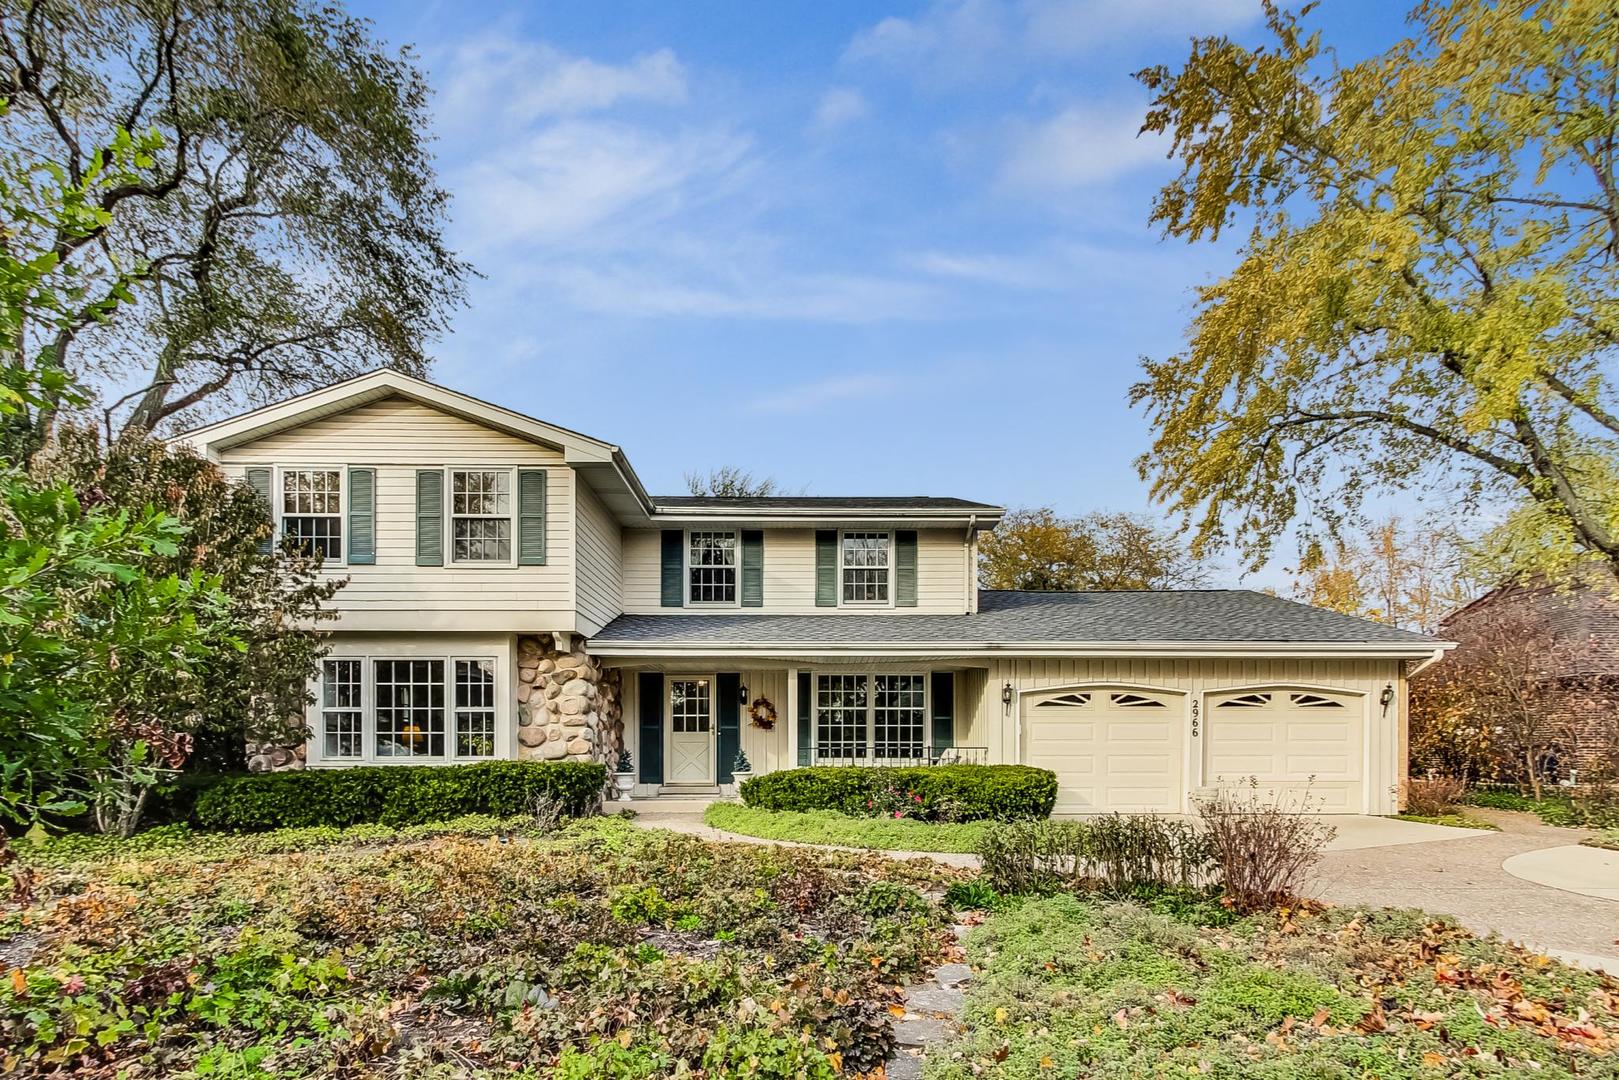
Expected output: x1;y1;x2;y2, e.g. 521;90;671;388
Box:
1308;809;1619;974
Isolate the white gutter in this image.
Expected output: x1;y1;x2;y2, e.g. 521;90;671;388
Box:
589;640;1460;661
1406;647;1449;677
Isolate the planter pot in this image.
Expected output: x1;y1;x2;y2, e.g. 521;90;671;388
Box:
613;771;635;801
729;770;753;800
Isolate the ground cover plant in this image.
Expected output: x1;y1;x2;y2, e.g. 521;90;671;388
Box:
1;817;965;1077
925;893;1619;1078
1467;789;1619;829
703;803;989;853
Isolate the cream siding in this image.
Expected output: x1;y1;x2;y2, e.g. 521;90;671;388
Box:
620;528;972;614
574;480;624;637
215;398;577;632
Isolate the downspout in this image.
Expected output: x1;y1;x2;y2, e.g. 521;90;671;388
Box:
964;514;977;614
1407;647;1447;678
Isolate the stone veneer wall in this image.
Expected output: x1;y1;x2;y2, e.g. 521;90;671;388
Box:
516;632;624;766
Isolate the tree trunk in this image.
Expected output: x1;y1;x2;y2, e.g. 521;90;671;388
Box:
1525;749;1543;801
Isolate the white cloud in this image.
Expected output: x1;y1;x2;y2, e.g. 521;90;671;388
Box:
811;87;870;134
438;37;686;131
747;373;904;414
999;101;1168;190
904;249;1066;290
1019;0;1254;54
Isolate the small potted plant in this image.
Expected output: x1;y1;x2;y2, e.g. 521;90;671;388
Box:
613;749;635;801
729;748;754;798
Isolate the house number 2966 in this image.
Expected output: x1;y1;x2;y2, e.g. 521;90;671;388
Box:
1190;701;1200;738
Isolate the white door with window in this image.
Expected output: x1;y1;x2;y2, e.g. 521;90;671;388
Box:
1023;687;1185;814
667;677;715;784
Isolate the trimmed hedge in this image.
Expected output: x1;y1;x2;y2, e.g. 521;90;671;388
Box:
738;764;1056;822
194;760;606;832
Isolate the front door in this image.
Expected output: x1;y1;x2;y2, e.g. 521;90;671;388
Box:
667;677;715;785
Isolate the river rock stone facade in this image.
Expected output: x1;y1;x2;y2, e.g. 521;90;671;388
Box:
516;632;623;766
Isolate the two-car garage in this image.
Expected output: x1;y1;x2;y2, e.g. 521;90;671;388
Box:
1021;683;1370;815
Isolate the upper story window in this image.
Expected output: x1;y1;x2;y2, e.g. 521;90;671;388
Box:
282;469;342;560
451;469;513;563
688;531;738;604
841;531;891;604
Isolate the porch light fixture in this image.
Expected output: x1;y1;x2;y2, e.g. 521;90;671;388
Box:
1379;683;1394;715
1001;682;1014;707
738;684;749;704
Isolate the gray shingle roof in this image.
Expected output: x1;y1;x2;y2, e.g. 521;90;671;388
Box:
591;589;1440;649
651;496;1002;512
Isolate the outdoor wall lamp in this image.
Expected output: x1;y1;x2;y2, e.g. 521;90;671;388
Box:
1001;682;1014;707
739;684;749;704
1379;683;1394;716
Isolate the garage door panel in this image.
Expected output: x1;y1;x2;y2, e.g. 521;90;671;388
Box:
1204;689;1364;813
1026;687;1185;815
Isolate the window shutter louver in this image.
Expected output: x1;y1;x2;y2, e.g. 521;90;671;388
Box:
246;467;274;555
517;469;548;565
797;670;812;765
740;530;763;607
930;671;955;753
660;530;684;607
415;470;443;566
347;468;375;565
895;530;918;607
638;672;664;784
717;673;741;783
814;530;837;607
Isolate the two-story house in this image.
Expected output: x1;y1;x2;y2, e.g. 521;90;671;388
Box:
176;370;1451;814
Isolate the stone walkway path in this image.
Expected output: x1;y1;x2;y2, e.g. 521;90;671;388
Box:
884;919;976;1078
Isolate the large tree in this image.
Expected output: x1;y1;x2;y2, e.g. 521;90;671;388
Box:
978;507;1209;591
1289;514;1477;632
1132;0;1619;586
0;0;469;448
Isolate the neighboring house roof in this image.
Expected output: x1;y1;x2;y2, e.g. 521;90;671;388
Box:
1442;575;1619;676
591;589;1448;658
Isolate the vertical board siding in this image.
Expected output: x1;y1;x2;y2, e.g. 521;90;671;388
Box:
574;479;623;636
620;528;973;614
216;399;575;617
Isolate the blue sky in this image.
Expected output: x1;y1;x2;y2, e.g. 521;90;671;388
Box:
344;0;1415;583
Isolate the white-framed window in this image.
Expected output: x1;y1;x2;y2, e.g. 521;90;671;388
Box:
374;658;446;758
687;530;738;605
670;677;712;734
321;659;363;758
814;672;927;762
454;658;497;757
449;468;514;564
281;468;343;561
841;531;891;605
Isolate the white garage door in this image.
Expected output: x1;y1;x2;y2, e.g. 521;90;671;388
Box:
1203;689;1364;813
1024;688;1184;814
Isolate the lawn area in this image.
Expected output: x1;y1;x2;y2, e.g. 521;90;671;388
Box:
703;803;989;853
926;893;1619;1078
1466;790;1619;829
2;815;966;1077
1393;812;1500;830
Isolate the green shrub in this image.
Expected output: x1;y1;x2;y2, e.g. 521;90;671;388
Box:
978;815;1215;896
738;764;1055;821
194;760;606;831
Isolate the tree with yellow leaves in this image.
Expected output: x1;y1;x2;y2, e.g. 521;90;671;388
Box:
1133;1;1619;587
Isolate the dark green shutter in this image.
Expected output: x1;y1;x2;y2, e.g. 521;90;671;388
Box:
717;673;741;783
415;470;443;566
661;530;684;607
347;468;375;565
740;530;763;607
930;671;955;754
797;670;813;766
895;530;918;607
638;672;664;784
246;467;274;554
814;530;838;607
518;468;547;565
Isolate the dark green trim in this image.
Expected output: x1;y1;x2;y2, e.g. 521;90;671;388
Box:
814;530;837;607
346;468;375;565
660;530;684;607
717;673;741;783
797;670;813;766
517;468;548;565
895;529;918;607
415;469;443;566
740;530;764;607
246;467;274;555
930;671;955;752
638;672;664;784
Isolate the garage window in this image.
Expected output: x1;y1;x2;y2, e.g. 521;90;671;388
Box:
814;673;926;762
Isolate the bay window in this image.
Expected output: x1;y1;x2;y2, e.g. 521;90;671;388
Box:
314;654;500;763
814;673;926;762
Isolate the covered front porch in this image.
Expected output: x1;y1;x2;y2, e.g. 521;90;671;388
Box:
610;662;990;798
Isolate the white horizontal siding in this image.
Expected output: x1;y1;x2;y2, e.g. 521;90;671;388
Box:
216;398;576;629
575;480;624;637
621;528;971;614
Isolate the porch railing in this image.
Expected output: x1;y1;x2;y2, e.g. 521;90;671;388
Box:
807;746;989;768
